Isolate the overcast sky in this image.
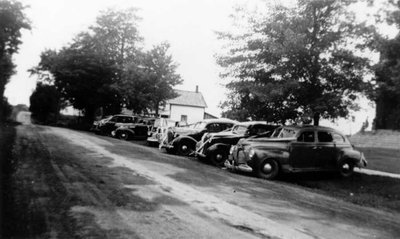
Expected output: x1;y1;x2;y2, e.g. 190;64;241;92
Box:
4;0;395;133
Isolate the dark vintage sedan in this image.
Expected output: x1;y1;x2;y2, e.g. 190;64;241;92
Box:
92;114;149;139
195;122;278;166
225;125;367;180
159;118;237;156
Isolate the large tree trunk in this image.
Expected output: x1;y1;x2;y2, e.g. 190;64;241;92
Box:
154;101;159;117
313;112;320;126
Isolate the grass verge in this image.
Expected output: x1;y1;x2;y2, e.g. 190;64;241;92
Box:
0;122;18;237
282;172;400;213
357;147;400;174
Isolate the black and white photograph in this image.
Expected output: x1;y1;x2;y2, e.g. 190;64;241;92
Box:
1;0;400;238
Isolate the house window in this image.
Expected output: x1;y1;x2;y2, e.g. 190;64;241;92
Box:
180;115;187;123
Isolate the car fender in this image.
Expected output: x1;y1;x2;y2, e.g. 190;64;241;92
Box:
115;127;135;135
250;147;289;167
336;148;363;166
173;135;198;147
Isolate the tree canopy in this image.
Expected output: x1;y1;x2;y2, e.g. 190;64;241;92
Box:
117;42;182;115
31;8;182;122
372;0;400;129
29;83;60;124
0;0;30;120
218;0;377;125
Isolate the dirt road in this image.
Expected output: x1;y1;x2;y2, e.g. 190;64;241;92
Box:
4;123;400;238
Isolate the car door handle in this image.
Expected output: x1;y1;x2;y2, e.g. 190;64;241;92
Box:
312;146;321;149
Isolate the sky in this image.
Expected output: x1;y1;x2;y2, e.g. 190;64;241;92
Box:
4;0;396;134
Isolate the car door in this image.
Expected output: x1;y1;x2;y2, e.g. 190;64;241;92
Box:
290;130;317;168
314;131;336;168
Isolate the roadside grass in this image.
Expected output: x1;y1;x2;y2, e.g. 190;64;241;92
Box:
0;122;18;236
281;172;400;213
357;147;400;174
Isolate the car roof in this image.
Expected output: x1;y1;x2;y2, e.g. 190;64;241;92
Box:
198;118;237;124
236;121;269;126
280;125;343;134
112;114;135;117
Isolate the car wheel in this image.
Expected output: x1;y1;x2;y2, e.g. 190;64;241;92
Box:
177;140;194;156
117;131;130;140
255;159;279;180
210;149;228;167
338;160;354;177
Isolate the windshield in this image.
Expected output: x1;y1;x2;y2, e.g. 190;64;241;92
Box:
271;127;298;138
193;122;207;129
232;125;248;134
153;119;163;127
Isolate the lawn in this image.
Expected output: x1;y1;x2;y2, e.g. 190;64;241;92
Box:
357;147;400;174
282;172;400;213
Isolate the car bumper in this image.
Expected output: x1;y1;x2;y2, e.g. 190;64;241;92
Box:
147;137;158;143
357;153;368;168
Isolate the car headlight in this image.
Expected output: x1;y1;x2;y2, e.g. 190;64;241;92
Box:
248;148;256;159
229;145;235;155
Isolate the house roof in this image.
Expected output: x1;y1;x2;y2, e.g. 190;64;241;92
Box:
168;89;207;108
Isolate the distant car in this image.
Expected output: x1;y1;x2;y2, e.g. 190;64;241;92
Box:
159;118;237;156
92;115;137;135
147;118;177;146
111;123;149;140
195;122;278;166
91;114;148;140
225;125;367;180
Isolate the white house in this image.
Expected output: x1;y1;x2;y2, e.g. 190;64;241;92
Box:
160;86;208;124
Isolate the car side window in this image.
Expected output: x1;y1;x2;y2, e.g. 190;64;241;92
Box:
207;123;221;132
222;123;234;131
110;116;118;122
297;131;315;142
332;133;345;143
124;117;133;123
317;131;333;143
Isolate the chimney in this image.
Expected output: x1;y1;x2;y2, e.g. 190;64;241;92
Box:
195;85;199;93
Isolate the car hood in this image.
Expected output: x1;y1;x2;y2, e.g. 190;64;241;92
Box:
115;123;148;128
209;131;242;139
239;137;294;149
173;127;201;136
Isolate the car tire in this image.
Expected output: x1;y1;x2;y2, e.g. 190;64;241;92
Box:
176;140;195;156
117;131;130;140
338;160;354;177
210;149;228;167
255;159;279;180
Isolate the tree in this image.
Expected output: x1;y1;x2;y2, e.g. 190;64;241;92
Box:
89;7;142;66
218;0;376;125
0;0;30;121
31;45;122;122
372;0;400;129
29;83;61;124
31;8;142;122
118;42;182;115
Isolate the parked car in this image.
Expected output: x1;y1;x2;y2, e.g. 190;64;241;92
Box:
159;118;237;156
225;125;367;180
111;123;149;140
91;114;138;135
147;118;177;146
195;122;278;166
